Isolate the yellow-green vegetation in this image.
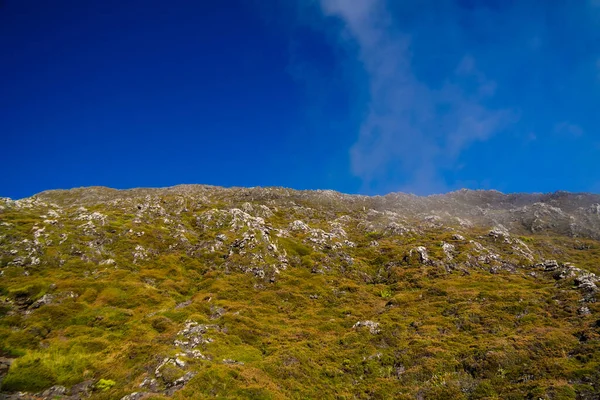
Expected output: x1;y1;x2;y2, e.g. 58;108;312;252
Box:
95;379;116;391
0;186;598;399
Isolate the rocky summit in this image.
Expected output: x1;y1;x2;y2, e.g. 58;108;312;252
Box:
0;185;599;399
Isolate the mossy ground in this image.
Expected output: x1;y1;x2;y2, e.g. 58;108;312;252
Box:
0;190;599;399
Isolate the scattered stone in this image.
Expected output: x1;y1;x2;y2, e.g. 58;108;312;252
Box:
175;300;192;309
39;385;67;398
70;379;95;397
409;246;429;264
352;320;381;334
489;225;510;239
174;321;219;351
163;372;197;396
223;359;245;365
133;245;148;262
578;306;592;316
155;357;178;379
384;222;411;236
575;274;599;295
139;377;159;391
0;357;13;378
289;220;309;231
241;202;254;213
441;242;455;261
120;392;148;400
456;217;473;228
177;349;207;360
210;306;226;319
543;260;560;271
424;215;442;223
29;294;54;309
175;357;186;368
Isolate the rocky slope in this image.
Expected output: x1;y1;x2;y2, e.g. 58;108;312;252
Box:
0;185;599;399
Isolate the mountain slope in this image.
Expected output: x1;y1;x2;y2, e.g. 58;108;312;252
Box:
0;186;599;399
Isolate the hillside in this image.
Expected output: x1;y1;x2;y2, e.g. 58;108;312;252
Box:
0;185;599;399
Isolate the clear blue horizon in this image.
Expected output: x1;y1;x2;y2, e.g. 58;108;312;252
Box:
2;0;599;199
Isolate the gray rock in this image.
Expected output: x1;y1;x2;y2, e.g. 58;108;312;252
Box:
139;377;159;392
174;321;219;351
352;320;381;334
289;220;309;231
489;225;510;239
587;204;600;214
163;371;197;396
0;357;13;377
39;385;68;398
441;242;455;260
70;379;95;397
222;359;244;365
120;393;148;400
411;246;429;264
575;274;599;294
30;294;54;309
543;260;560;271
175;300;192;309
578;306;592;316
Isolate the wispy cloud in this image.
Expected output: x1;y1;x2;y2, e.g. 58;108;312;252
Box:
317;0;517;194
555;122;584;137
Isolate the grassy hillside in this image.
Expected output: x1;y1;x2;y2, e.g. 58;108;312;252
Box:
0;186;598;399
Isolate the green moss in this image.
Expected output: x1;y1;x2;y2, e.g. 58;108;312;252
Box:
95;378;116;391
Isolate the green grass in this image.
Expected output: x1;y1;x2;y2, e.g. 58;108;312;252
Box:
0;191;599;399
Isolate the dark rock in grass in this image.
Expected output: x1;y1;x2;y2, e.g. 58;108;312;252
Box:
120;393;149;400
69;379;94;397
174;300;191;309
0;358;12;378
163;371;197;396
39;385;67;398
489;225;510;239
575;274;599;298
406;246;429;265
543;259;560;271
139;377;159;392
352;320;381;334
29;294;54;309
222;359;244;365
578;306;592;316
210;306;226;320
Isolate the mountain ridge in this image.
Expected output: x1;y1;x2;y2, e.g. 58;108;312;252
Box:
9;185;600;240
0;184;599;399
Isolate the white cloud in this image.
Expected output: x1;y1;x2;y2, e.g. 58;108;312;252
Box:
554;122;584;137
318;0;517;194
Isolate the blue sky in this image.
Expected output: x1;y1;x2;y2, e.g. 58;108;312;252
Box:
1;0;599;199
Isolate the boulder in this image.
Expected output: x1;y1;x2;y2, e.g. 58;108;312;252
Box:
353;320;381;334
